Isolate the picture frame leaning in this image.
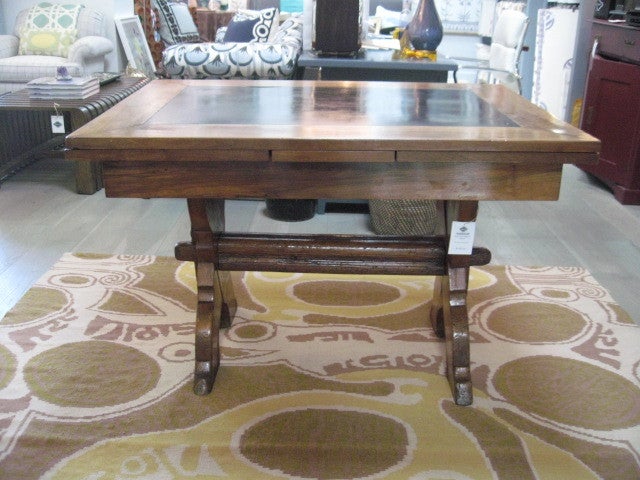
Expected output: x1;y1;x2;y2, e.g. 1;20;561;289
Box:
115;15;156;77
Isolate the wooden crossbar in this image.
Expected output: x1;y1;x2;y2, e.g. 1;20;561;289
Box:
175;233;491;276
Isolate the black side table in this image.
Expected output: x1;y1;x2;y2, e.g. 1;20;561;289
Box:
296;48;458;82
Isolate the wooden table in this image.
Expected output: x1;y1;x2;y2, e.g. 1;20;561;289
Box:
297;49;457;214
0;76;149;193
65;79;599;405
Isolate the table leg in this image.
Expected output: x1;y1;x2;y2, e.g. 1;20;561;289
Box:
439;200;478;406
186;198;237;395
74;161;102;195
70;111;102;195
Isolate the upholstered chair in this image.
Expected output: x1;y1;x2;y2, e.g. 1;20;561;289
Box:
134;0;203;69
161;9;303;80
454;9;529;93
0;3;113;94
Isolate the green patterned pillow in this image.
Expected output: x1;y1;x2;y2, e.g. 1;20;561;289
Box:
18;2;82;57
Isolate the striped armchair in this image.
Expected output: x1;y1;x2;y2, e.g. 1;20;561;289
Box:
0;4;113;94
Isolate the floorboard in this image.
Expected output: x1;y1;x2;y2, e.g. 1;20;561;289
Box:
1;157;638;324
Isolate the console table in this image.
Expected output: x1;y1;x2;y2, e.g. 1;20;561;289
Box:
296;48;458;82
65;79;599;405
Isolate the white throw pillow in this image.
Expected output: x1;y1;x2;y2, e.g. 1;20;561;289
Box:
154;0;201;45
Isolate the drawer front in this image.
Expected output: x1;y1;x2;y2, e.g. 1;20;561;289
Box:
592;21;640;64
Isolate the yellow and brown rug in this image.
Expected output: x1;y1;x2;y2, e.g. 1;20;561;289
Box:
1;253;639;479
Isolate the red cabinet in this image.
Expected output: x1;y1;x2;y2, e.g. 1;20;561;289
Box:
579;21;640;205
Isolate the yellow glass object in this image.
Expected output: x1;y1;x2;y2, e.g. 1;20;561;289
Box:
393;29;437;61
401;48;437;61
392;28;404;39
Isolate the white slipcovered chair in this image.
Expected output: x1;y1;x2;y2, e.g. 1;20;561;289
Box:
0;3;113;94
453;9;529;93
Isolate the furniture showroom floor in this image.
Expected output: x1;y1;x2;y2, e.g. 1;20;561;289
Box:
1;156;639;325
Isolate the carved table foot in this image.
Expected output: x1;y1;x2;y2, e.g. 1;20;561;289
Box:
193;262;222;395
435;200;479;406
442;266;472;406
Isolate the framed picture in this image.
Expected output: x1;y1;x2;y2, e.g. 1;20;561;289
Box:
115;15;156;77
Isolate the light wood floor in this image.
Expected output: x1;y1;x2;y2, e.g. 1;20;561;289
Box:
1;156;639;324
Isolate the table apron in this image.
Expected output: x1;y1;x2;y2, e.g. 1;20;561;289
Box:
100;160;563;200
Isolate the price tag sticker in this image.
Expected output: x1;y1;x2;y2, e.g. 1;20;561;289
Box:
51;115;65;133
448;221;476;255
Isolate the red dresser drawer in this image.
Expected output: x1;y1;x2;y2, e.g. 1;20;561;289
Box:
591;20;640;65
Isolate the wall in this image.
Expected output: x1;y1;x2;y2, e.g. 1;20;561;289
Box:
0;0;134;71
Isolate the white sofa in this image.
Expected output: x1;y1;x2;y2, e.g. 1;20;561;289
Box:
0;4;113;94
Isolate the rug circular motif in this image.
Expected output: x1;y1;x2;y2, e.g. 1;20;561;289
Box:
2;286;68;325
229;321;277;342
254;271;304;282
98;270;134;286
238;407;411;478
493;355;640;430
0;344;16;389
485;301;586;343
158;342;194;362
52;274;96;287
24;341;161;407
537;288;573;300
293;280;401;307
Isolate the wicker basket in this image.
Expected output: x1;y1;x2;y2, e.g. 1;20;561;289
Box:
368;199;438;236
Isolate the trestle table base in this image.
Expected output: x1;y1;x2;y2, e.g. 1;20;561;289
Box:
175;198;489;406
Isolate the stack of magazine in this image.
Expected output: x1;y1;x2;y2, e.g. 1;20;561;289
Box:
27;76;100;100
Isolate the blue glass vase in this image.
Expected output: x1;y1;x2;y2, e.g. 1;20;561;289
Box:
405;0;443;52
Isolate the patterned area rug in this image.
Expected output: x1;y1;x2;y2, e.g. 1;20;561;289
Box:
1;253;639;479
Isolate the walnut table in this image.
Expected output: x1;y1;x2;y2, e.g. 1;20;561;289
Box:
65;79;599;405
